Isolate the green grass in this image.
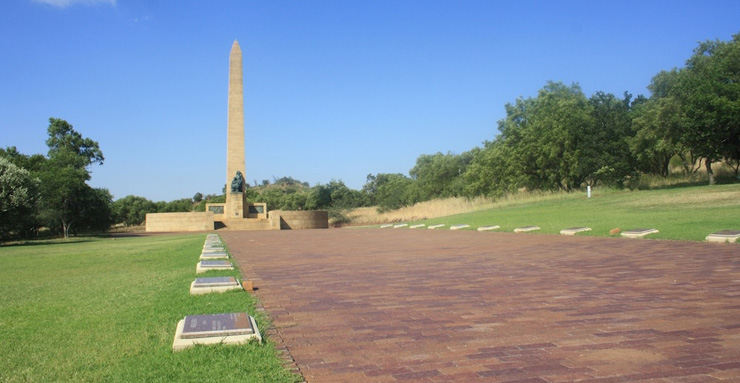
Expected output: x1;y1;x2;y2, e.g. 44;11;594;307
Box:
0;235;300;383
410;184;740;241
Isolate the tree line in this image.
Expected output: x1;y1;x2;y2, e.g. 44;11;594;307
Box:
2;33;738;239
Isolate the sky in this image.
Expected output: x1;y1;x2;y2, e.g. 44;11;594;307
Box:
1;0;739;202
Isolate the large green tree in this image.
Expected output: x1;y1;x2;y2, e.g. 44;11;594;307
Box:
409;152;472;200
39;118;105;238
675;33;740;183
0;157;40;239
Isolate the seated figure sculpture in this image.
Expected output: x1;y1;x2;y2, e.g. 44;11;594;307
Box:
231;171;244;193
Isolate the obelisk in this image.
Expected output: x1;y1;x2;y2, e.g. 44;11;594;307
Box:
226;40;245;218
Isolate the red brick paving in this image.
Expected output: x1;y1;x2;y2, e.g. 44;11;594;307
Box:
219;229;740;382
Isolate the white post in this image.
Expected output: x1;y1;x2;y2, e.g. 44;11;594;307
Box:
587;185;592;199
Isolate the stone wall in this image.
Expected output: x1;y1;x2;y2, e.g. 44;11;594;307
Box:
145;212;214;232
270;210;329;230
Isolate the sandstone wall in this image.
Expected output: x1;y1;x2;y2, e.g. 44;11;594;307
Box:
145;212;214;232
270;210;329;230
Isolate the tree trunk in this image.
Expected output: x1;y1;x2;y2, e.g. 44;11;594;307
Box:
705;159;715;185
62;221;71;239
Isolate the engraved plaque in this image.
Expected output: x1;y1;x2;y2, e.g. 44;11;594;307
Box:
193;276;238;287
181;313;254;339
208;206;224;214
200;252;228;259
200;260;232;267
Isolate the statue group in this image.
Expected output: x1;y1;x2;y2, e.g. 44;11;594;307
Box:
231;171;245;193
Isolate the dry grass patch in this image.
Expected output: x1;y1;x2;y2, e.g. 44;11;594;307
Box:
349;191;571;225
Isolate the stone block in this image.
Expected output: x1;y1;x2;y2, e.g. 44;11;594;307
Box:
172;312;261;351
621;228;659;238
196;260;233;273
560;227;592;235
199;251;229;260
514;226;540;233
393;223;408;228
477;225;500;232
190;277;242;295
409;224;426;229
427;224;446;230
705;230;740;243
450;224;470;230
380;224;393;228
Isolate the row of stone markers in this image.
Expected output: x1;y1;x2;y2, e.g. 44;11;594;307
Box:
380;223;740;242
172;234;262;351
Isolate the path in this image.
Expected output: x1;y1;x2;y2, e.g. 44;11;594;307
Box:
220;229;740;382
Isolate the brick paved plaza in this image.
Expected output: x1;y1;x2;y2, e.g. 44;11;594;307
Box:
220;229;740;382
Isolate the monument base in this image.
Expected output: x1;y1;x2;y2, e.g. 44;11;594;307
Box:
227;192;245;219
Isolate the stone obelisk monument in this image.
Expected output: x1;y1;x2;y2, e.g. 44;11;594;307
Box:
226;40;246;218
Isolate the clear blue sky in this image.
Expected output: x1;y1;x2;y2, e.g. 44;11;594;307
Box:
1;0;738;202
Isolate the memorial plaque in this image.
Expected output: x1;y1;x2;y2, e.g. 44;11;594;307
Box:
193;276;238;288
410;224;426;229
706;230;740;243
622;228;659;238
200;260;232;267
181;313;254;339
450;224;470;230
560;227;591;235
380;224;393;228
478;225;500;232
514;226;540;233
428;224;446;229
200;252;228;259
208;205;225;214
393;223;408;228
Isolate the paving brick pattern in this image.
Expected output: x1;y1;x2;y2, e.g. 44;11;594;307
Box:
220;229;740;382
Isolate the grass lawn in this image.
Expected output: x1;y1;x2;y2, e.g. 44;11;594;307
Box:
0;234;300;383
407;184;740;241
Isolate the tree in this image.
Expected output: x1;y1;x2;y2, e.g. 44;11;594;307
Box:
363;173;415;212
0;157;40;239
46;118;104;169
193;192;203;203
112;195;158;226
582;91;635;186
39;118;105;237
485;82;594;192
409;152;472;201
675;34;740;184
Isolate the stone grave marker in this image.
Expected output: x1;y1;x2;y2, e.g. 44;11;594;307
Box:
200;251;229;260
172;312;262;351
196;260;233;273
380;224;393;228
427;224;446;229
705;230;740;243
393;223;408;228
190;276;242;295
477;225;500;232
450;224;470;230
560;227;592;235
409;224;426;229
621;228;659;238
514;226;540;233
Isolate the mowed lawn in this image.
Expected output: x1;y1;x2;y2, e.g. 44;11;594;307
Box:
414;184;740;241
0;234;300;383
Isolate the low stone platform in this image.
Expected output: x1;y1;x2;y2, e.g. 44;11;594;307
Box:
222;229;740;383
172;312;261;351
706;230;740;243
514;225;540;233
622;228;659;238
189;276;242;295
560;226;592;235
